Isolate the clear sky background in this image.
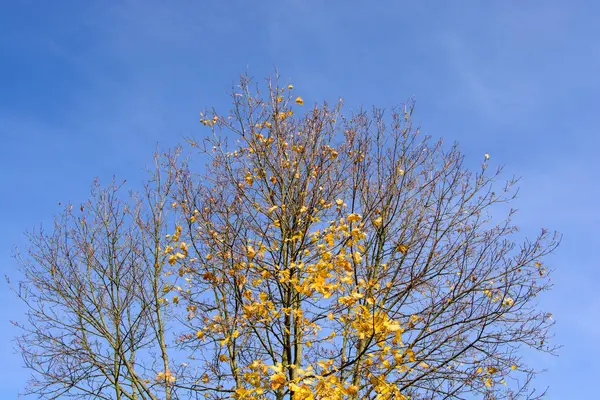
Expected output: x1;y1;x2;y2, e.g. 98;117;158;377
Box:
1;1;598;397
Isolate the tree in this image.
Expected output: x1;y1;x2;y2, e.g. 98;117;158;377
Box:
12;74;559;400
12;157;180;400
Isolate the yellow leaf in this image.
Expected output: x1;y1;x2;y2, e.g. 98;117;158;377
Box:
246;246;257;258
397;244;408;254
270;372;287;390
386;321;402;332
347;213;362;223
486;366;498;374
502;297;514;307
269;363;284;373
295;96;304;105
406;348;416;363
345;385;359;396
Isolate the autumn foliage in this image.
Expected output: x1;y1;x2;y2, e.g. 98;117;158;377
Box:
12;74;559;399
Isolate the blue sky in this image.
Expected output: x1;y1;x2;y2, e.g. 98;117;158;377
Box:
1;0;598;397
